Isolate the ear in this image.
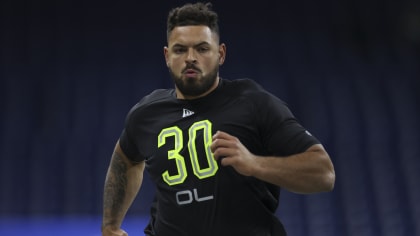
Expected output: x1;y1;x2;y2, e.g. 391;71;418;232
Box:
218;43;226;65
163;46;170;67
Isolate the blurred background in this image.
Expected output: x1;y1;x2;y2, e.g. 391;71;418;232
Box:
1;0;419;235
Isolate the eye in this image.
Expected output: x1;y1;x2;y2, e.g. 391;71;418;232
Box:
197;46;210;53
173;47;187;54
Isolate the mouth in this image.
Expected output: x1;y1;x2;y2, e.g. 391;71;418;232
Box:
183;68;200;78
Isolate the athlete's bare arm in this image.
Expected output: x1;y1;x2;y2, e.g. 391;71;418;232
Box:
211;131;335;194
102;141;145;236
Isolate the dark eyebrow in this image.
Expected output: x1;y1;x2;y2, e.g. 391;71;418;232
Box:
172;42;210;48
194;42;210;47
172;43;186;48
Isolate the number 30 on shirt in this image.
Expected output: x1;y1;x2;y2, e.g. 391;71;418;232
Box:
158;120;218;186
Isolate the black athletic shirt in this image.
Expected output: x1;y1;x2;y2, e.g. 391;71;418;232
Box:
119;78;320;236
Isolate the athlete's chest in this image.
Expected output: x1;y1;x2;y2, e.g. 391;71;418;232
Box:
137;97;261;185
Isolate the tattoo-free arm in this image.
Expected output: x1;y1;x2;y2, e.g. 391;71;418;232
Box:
102;141;145;235
211;131;335;194
252;144;335;193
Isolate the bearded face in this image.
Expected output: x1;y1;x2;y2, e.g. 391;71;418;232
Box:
164;25;226;99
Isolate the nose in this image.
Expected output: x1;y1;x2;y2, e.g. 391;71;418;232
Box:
186;48;197;64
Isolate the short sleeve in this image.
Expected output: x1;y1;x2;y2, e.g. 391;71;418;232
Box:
118;109;144;163
258;93;320;156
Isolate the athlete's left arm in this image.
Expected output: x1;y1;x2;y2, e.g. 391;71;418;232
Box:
211;131;335;194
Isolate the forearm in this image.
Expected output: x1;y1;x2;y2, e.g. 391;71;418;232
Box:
252;144;335;194
102;143;144;231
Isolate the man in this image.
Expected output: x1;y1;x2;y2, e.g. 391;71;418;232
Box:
102;2;335;236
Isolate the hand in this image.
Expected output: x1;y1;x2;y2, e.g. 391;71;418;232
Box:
102;227;128;236
211;131;257;176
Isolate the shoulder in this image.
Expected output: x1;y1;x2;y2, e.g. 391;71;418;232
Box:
222;78;264;92
126;88;174;120
222;78;283;103
139;89;174;105
219;79;288;115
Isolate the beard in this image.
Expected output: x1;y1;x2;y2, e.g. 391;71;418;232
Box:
169;64;219;98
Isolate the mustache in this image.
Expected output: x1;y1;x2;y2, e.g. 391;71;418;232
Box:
182;64;201;73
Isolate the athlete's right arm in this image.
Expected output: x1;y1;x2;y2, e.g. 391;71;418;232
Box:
102;140;145;236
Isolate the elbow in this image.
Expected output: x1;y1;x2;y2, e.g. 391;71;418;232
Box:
308;144;335;192
318;148;335;192
321;169;335;192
